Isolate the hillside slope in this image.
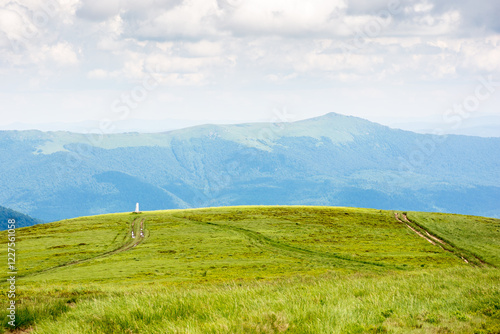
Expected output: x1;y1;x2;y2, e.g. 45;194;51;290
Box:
0;112;499;222
0;206;499;334
3;206;498;285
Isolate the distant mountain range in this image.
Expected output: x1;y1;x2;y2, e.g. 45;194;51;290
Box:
0;205;44;229
2;114;499;137
0;118;237;134
0;112;499;224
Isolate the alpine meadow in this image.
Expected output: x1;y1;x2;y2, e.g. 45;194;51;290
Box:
1;206;499;333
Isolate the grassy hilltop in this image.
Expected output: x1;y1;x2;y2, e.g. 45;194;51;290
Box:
1;206;499;333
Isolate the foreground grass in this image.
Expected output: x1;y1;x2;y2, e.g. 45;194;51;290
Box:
3;267;500;334
1;206;499;333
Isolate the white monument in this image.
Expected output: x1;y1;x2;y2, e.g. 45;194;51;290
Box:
135;203;139;213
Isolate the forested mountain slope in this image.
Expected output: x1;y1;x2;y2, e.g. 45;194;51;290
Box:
1;112;499;223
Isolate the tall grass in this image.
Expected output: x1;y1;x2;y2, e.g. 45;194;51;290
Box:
5;267;499;334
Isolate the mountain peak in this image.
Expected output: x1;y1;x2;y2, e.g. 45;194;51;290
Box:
298;112;346;122
321;112;345;118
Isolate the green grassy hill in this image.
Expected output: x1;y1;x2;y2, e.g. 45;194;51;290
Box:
1;206;499;333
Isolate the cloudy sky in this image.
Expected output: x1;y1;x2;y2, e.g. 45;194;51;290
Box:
0;0;499;134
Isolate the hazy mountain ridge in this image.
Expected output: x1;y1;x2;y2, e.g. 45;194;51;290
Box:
0;112;499;224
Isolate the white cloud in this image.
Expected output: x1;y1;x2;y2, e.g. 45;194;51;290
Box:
410;1;434;14
42;42;79;66
132;0;222;40
76;0;121;21
460;38;500;72
1;0;500;129
184;41;223;57
0;7;36;41
98;14;124;36
87;68;109;79
224;0;347;36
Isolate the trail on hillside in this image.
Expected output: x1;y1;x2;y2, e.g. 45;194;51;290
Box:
175;216;402;271
394;213;483;265
394;213;438;246
21;217;148;278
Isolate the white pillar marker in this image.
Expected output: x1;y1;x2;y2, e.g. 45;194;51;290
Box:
135;203;139;213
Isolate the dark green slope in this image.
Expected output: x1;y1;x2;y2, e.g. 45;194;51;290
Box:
0;113;499;221
0;205;44;229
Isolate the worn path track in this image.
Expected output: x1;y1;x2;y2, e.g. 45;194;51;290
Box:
394;212;479;265
22;217;148;278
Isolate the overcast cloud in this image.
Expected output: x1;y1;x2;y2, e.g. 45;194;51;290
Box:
0;0;499;133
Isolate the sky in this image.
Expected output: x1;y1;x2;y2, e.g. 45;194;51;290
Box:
0;0;499;135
